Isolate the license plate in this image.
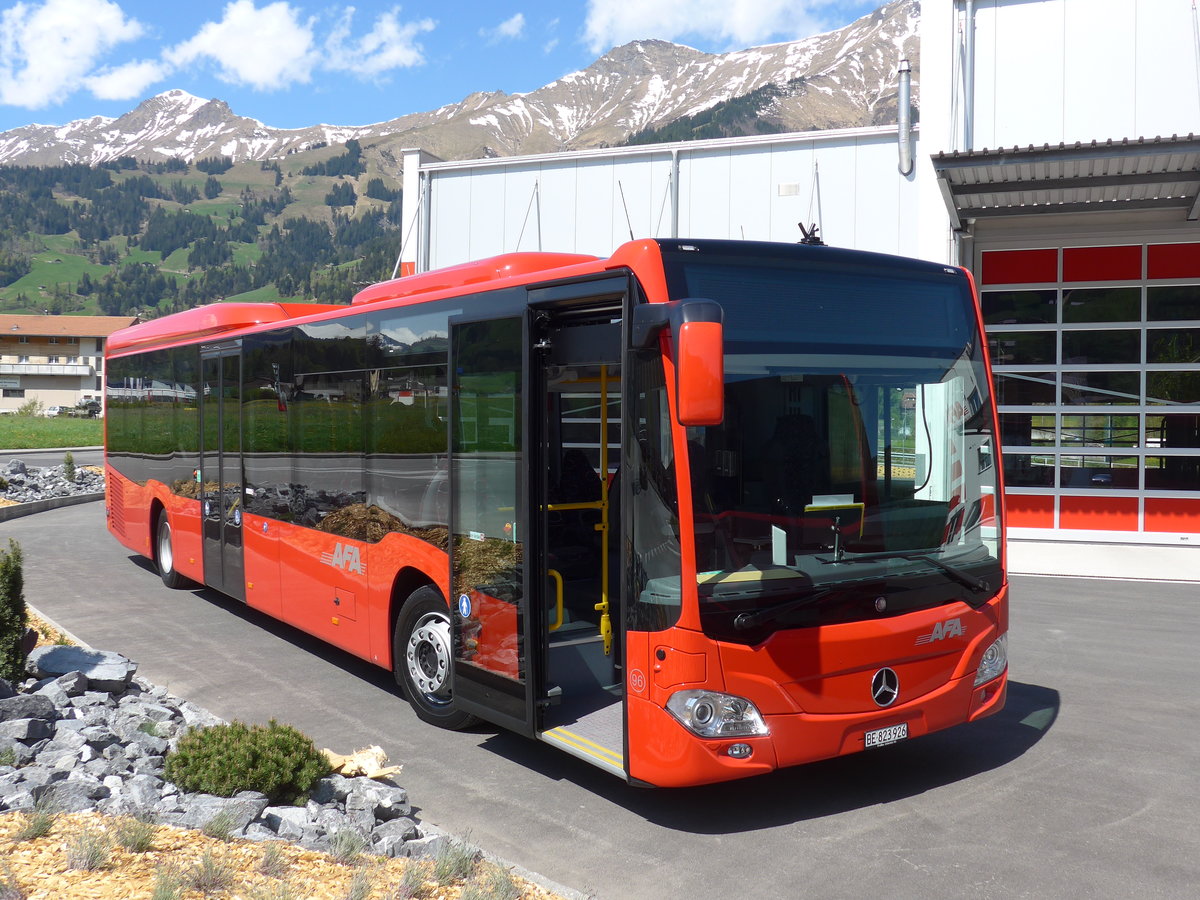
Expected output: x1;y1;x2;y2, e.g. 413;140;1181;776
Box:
864;722;908;749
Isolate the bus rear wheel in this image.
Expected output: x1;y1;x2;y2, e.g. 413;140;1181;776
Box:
154;509;190;589
393;586;477;730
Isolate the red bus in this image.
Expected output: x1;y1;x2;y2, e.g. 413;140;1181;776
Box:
104;238;1008;787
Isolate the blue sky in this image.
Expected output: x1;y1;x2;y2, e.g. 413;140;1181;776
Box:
0;0;880;132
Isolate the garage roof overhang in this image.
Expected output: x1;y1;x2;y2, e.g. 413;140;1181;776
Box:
931;134;1200;230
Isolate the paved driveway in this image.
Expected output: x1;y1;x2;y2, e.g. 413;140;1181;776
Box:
7;502;1199;899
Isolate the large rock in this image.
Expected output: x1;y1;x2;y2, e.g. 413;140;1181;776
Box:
0;693;57;723
0;718;54;743
26;647;137;692
371;816;421;857
345;778;411;821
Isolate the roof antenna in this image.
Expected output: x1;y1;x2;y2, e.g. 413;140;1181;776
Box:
618;180;635;241
798;222;824;245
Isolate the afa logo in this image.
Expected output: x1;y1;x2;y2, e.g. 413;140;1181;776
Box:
321;542;365;575
915;617;964;645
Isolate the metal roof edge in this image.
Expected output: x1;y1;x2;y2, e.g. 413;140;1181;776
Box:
421;124;914;173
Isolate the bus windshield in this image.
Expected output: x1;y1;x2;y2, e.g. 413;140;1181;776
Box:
662;244;1002;642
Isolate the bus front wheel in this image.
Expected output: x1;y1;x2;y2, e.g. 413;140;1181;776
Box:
154;509;190;589
393;586;477;730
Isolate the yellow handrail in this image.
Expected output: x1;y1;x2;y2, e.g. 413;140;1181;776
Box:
547;568;564;632
595;364;612;656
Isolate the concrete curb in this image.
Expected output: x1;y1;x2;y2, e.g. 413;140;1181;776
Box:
0;491;104;522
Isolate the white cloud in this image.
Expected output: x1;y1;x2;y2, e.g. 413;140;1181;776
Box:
480;12;526;44
167;1;318;91
85;59;169;101
324;6;435;78
583;0;835;54
0;0;144;107
543;37;559;54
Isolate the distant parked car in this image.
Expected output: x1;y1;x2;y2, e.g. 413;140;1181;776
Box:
42;406;64;417
71;400;101;418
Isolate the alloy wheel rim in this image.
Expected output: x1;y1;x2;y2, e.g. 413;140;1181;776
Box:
158;520;173;573
406;612;452;705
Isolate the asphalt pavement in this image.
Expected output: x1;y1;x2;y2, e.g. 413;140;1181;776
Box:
6;501;1199;899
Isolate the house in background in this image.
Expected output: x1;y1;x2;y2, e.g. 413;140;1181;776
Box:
0;315;137;414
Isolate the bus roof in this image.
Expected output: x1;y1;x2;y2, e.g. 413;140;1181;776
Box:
350;252;600;306
106;302;345;354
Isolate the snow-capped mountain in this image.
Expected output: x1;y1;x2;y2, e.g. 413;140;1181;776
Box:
0;0;918;167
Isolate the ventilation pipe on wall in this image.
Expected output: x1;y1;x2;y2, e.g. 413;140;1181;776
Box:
1192;0;1200;120
419;170;432;273
670;148;681;238
897;58;914;175
962;0;976;151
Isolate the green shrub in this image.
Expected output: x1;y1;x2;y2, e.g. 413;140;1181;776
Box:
0;540;27;683
14;399;41;417
62;451;75;483
163;719;331;805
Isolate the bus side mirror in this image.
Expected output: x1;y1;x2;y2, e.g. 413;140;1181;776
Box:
631;299;724;426
676;320;723;426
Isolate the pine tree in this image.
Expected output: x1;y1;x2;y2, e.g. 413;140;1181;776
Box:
0;540;28;683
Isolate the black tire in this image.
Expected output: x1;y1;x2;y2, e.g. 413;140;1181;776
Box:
393;586;477;729
155;508;191;589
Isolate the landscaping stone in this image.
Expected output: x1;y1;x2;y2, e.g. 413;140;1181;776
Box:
26;646;137;691
0;693;58;723
0;459;104;505
0;654;437;857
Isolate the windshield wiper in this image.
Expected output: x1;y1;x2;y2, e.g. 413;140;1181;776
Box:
733;586;838;631
819;549;991;603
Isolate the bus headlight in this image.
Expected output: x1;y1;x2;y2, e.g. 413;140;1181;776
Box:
666;690;769;738
974;634;1008;686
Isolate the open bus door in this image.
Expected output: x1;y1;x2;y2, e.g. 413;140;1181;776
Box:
447;315;538;736
448;284;630;778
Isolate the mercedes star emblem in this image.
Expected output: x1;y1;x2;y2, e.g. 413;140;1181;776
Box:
871;667;899;707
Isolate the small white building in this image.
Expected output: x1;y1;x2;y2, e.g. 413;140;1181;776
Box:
395;0;1200;581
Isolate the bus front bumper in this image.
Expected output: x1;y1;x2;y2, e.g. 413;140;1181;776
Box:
627;670;1007;788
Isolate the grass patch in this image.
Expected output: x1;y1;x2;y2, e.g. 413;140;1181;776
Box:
460;862;522;900
65;829;111;871
12;800;58;842
231;241;264;266
224;284;294;303
432;839;478;886
0;416;102;450
113;815;156;853
342;866;375;900
201;809;239;842
184;850;235;895
258;842;290;878
0;862;25;900
391;859;433;899
150;864;184;900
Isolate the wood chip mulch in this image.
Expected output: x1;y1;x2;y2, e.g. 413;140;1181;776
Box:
0;810;560;899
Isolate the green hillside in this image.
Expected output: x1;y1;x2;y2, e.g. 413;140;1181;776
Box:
0;140;403;319
623;79;801;146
